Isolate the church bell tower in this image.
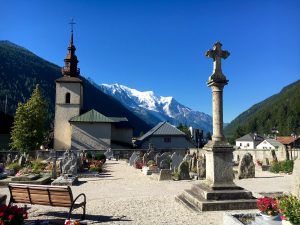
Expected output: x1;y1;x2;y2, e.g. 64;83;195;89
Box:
53;28;83;150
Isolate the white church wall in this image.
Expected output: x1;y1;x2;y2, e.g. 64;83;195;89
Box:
71;122;111;150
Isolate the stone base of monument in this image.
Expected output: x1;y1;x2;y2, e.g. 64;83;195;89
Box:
0;175;51;186
51;175;78;186
175;182;257;211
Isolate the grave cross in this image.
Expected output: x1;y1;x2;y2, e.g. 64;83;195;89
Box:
206;42;230;80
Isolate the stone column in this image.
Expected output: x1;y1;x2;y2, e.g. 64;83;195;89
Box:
211;84;225;142
204;42;238;189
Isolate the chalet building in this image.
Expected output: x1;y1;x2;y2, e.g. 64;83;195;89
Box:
53;30;132;150
276;136;300;149
235;133;264;149
134;121;195;151
256;138;284;150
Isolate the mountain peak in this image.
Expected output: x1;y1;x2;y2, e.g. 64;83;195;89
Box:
96;83;212;132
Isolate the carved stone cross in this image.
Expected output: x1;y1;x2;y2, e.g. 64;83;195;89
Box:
206;42;230;84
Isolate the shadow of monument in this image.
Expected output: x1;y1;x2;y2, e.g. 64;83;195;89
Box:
37;211;132;223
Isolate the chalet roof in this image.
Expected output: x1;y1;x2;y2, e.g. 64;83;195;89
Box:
236;133;264;142
69;109;115;123
137;121;186;141
276;136;300;145
261;138;284;148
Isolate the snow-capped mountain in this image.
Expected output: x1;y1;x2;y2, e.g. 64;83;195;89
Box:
90;81;212;132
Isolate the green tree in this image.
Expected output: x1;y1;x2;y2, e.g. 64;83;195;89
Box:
205;131;212;141
10;84;48;153
177;123;191;137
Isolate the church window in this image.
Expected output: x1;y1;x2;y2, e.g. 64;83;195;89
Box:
65;92;71;103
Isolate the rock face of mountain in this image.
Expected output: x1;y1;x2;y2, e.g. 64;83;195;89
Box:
93;83;213;132
0;40;150;136
225;79;300;138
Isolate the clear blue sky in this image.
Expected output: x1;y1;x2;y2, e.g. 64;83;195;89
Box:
1;0;300;122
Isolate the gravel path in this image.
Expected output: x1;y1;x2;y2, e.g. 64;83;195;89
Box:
0;160;293;224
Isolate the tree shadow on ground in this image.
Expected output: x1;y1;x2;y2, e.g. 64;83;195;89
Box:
36;211;132;224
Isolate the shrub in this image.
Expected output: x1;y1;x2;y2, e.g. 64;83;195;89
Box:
86;152;93;159
278;195;300;224
30;160;47;174
95;153;106;163
6;163;22;173
147;160;156;167
89;160;103;173
270;160;294;173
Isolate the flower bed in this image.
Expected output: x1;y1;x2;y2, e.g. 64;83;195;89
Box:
0;204;28;225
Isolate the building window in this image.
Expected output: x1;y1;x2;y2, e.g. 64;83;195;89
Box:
247;143;250;147
239;143;242;146
65;92;71;103
164;137;171;143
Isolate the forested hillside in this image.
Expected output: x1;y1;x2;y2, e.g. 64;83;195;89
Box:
225;79;300;140
0;40;150;135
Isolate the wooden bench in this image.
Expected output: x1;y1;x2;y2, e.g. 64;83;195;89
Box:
8;183;86;220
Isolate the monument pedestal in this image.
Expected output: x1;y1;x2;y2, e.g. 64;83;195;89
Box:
176;141;257;211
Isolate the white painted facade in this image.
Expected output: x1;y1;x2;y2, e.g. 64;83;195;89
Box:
236;141;255;149
256;140;276;150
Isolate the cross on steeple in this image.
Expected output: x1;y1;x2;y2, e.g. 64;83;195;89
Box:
69;18;76;32
206;42;230;84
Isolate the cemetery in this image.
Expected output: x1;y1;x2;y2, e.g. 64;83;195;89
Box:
0;41;299;225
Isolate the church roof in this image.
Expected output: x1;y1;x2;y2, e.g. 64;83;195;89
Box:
69;109;115;123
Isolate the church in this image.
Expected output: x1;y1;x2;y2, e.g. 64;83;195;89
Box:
53;30;133;150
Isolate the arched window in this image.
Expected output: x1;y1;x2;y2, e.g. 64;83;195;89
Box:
65;92;71;103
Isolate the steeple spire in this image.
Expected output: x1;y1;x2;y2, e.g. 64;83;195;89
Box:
62;19;80;77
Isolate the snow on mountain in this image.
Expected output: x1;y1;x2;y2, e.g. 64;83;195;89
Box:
93;82;212;132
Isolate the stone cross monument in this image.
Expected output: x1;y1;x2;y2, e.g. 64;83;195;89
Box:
175;42;256;211
206;42;229;142
203;41;236;189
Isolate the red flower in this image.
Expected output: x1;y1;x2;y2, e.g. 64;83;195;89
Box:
8;214;15;221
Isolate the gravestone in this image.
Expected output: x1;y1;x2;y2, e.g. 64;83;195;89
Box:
12;155;18;164
197;156;206;179
61;149;77;176
170;152;184;171
183;154;192;162
104;148;114;159
160;159;170;169
18;155;26;167
52;149;78;186
147;150;156;160
292;158;300;198
154;153;161;165
156;152;171;169
142;154;148;165
6;154;12;165
129;152;139;166
158;169;172;181
238;153;255;179
262;157;271;171
263;158;269;165
178;161;190;180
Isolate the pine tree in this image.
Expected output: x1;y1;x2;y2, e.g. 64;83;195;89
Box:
10;84;48;153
